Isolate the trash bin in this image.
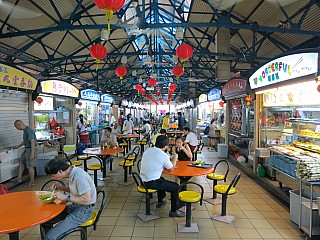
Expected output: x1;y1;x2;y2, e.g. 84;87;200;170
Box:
36;154;56;176
218;144;228;158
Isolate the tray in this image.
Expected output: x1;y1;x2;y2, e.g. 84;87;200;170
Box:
188;163;213;169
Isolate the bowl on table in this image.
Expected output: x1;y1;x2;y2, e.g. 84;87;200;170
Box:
38;193;54;204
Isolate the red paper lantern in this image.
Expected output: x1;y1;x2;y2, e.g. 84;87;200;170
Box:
90;44;107;70
36;96;43;104
115;66;127;83
244;95;253;106
155;91;161;96
172;66;184;78
219;101;224;107
176;44;193;62
135;84;142;91
94;0;125;19
169;83;177;92
146;94;152;99
148;78;157;87
77;101;83;106
140;88;146;95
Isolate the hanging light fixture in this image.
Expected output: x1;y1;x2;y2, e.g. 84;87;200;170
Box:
175;27;184;40
100;29;109;41
121;56;128;64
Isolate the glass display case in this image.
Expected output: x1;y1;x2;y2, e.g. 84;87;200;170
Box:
229;98;254;138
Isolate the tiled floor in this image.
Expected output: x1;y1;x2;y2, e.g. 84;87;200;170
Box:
0;146;307;240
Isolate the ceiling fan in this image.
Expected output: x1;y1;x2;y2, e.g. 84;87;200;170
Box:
0;0;42;19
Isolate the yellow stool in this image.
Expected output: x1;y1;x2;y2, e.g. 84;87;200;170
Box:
211;173;241;224
132;171;159;221
178;181;204;233
87;157;103;187
205;160;229;205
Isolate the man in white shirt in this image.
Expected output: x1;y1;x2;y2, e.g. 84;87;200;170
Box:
183;127;198;154
123;114;134;134
140;135;184;218
100;127;117;147
142;120;151;137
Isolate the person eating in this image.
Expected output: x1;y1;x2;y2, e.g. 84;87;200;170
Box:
171;136;193;161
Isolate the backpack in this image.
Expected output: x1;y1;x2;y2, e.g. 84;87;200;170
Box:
204;125;210;135
0;184;9;195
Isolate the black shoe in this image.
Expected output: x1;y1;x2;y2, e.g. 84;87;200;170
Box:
156;200;167;208
169;210;185;218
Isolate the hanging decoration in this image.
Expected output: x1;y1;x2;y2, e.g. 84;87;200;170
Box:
158;97;163;105
155;91;161;97
169;83;177;92
147;78;157;88
135;84;142;93
176;43;193;62
146;94;158;105
90;44;107;71
172;65;184;79
36;96;43;105
93;0;125;35
115;66;127;84
77;101;83;106
244;95;253;106
140;88;146;95
219;101;224;107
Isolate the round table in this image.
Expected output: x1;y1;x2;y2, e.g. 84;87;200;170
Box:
116;134;140;150
83;147;124;177
163;161;214;186
0;191;65;240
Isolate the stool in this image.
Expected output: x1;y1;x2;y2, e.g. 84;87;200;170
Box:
87;156;103;187
205;160;229;205
119;142;128;156
78;155;89;171
211;173;241;224
137;139;148;154
63;145;82;167
118;150;138;185
132;171;159;222
177;181;204;233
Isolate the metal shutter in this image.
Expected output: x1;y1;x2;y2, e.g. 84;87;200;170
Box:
0;90;29;149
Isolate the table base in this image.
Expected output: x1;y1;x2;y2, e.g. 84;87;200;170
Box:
211;214;235;224
9;232;19;240
137;212;160;222
177;223;199;233
204;198;222;205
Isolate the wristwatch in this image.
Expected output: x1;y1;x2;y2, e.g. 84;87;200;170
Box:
66;196;71;202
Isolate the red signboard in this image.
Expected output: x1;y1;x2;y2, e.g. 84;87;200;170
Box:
222;79;248;97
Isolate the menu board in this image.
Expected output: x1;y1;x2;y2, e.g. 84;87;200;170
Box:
263;81;320;107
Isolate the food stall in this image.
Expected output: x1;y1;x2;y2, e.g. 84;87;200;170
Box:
99;94;114;125
221;78;254;163
0;62;38;183
77;89;100;126
250;51;320;183
36;80;79;145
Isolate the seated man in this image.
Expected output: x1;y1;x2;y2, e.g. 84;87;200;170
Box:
100;126;117;147
40;159;96;240
183;127;198;154
140;135;184;218
151;128;167;146
141;120;152;137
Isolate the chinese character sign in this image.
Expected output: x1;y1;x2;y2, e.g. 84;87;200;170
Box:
0;63;38;90
41;80;79;98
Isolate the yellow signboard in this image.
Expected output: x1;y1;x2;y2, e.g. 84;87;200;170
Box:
41;80;79;98
0;63;38;90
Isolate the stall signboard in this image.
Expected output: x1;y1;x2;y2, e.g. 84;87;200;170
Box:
101;94;114;104
41;80;79;98
199;94;208;103
80;89;100;101
208;88;221;101
222;78;248;98
249;52;318;90
34;96;54;110
0;63;38;90
263;81;320;107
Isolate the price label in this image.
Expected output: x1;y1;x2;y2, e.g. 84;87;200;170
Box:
315;125;320;133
